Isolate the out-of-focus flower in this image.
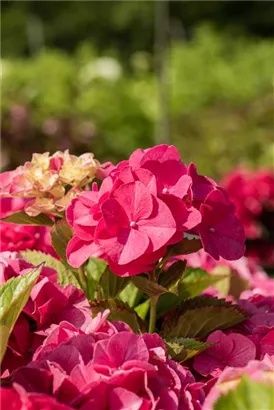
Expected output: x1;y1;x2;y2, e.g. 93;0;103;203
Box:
203;355;274;410
0;197;55;255
222;168;274;268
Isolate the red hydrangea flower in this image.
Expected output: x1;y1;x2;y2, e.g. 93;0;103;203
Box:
222;168;274;268
8;319;203;410
67;145;245;276
0;252;90;376
198;189;245;260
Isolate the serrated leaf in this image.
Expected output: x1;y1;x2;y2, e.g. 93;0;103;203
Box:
157;268;229;315
159;260;187;289
2;211;54;226
90;299;146;333
165;337;212;362
214;375;274;410
51;219;73;262
99;267;130;299
161;296;249;339
21;250;80;289
131;276;172;297
168;235;202;256
0;264;43;361
119;282;143;308
134;299;150;320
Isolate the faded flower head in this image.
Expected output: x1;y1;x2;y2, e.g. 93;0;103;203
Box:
0;151;100;216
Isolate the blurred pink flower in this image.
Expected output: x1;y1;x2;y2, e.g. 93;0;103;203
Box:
203;355;274;410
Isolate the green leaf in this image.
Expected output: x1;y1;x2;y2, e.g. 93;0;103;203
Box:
99;267;130;299
85;257;107;282
119;282;143;308
21;250;80;289
90;299;146;333
84;257;107;301
159;260;187;289
2;211;54;226
157;267;229;315
161;296;249;339
0;264;43;361
214;375;274;410
165;337;212;362
168;234;202;256
51;219;73;262
134;299;150;320
211;265;231;297
131;276;172;297
178;267;230;300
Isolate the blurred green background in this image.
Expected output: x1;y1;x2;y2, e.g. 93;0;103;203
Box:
1;1;274;178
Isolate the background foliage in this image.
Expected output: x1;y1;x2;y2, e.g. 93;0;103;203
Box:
2;3;273;270
1;1;273;179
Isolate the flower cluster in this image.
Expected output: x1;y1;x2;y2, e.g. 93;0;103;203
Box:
222;168;274;269
4;321;203;410
1;145;273;410
0;197;55;255
0;252;91;376
0;151;100;216
66;145;245;276
190;291;274;409
2;251;274;410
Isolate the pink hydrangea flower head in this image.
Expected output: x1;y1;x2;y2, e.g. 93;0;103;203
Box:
9;321;202;410
95;181;176;267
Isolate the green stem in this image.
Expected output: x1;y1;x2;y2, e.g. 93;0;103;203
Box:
149;294;159;333
78;266;88;295
148;269;159;333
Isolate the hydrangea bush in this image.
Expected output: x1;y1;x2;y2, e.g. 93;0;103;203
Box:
0;144;273;410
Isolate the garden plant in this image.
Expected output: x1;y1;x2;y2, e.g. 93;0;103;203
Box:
0;144;273;409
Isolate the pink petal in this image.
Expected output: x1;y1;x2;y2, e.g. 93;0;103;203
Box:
66;236;102;268
110;387;144;410
97;225;150;265
101;198;129;230
113;182;153;222
93;332;149;368
138;197;176;251
169;175;192;198
193;331;256;377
